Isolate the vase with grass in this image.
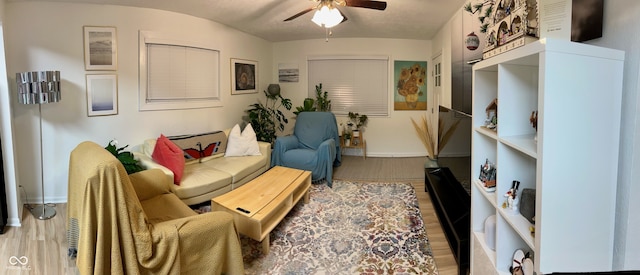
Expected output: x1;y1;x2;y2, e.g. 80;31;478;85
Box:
410;114;461;167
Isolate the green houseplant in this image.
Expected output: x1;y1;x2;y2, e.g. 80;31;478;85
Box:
348;112;368;130
314;83;331;112
105;140;144;175
245;89;292;144
293;98;316;115
293;83;332;115
343;131;352;146
346;112;368;145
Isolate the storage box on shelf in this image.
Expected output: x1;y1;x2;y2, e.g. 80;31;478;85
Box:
470;38;624;274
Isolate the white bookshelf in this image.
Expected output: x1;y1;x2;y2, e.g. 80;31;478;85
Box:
470;38;624;274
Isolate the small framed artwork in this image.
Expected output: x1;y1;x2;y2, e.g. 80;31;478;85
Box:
83;26;117;70
278;63;299;83
86;74;118;116
231;58;258;95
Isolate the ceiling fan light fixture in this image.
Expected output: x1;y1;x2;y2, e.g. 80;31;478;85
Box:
311;5;343;28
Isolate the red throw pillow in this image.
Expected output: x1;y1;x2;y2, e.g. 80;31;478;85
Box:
152;134;185;185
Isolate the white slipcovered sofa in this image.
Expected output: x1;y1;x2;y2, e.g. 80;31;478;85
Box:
133;128;271;205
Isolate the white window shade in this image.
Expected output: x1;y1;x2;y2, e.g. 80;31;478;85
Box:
139;31;221;111
308;56;388;116
147;44;219;101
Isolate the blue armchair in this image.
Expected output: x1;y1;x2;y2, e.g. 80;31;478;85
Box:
271;112;341;187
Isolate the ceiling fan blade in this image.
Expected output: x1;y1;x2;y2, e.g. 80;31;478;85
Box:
344;0;387;10
339;9;349;23
284;7;315;21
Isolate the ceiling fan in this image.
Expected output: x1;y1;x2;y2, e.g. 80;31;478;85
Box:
284;0;387;27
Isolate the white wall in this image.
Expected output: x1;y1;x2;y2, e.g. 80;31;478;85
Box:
2;2;272;224
585;0;640;270
272;38;433;157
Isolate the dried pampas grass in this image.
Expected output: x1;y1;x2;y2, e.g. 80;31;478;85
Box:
411;115;461;159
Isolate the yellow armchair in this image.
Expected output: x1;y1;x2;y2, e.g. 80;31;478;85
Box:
67;141;244;274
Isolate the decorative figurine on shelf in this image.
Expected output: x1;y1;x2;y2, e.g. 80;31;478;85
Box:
479;158;497;192
530;110;538;142
485;98;498;130
510;249;534;275
502;180;521;213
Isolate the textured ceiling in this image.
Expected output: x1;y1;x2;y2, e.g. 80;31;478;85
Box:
9;0;467;42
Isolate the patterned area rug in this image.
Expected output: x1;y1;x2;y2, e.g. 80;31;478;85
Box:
228;180;439;274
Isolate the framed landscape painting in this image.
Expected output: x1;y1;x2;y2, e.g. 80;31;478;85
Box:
231;58;258;95
83;26;117;71
278;63;299;83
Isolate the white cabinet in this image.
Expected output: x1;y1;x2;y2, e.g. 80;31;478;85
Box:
470;38;624;274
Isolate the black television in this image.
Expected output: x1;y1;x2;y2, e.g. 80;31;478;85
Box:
436;106;472;192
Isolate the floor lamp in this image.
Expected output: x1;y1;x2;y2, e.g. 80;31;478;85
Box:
16;71;61;220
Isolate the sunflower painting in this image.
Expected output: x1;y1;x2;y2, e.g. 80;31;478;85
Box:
394;60;427;110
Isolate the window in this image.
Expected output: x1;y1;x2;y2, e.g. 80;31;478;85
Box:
308;56;389;116
139;31;221;111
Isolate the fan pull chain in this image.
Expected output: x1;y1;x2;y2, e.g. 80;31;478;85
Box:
325;28;334;42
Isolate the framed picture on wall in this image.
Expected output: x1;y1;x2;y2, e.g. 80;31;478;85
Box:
86;74;118;116
83;26;117;71
393;60;427;110
278;63;299;83
231;58;258;95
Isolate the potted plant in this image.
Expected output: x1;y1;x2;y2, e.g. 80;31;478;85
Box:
105;140;144;175
348;112;368;139
293;98;316;115
292;83;332;115
244;86;292;145
343;132;352;146
314;83;331;111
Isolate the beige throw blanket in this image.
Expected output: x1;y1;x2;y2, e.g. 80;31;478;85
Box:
67;141;244;274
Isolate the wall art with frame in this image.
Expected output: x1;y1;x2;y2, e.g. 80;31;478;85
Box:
394;60;427;110
86;74;118;116
83;26;117;71
278;63;299;83
231;58;257;95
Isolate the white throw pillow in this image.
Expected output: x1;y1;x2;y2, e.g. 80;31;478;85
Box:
224;124;262;157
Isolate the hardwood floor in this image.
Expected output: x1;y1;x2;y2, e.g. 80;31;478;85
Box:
0;157;458;274
0;203;77;275
412;180;459;275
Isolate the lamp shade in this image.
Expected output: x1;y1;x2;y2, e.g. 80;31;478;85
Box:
16;71;61;104
311;5;343;28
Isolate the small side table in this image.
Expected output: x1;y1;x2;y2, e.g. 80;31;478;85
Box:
340;133;366;159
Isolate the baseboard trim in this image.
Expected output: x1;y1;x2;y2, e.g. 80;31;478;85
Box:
342;152;471;158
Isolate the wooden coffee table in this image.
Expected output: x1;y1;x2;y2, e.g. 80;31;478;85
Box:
211;166;311;254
